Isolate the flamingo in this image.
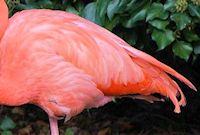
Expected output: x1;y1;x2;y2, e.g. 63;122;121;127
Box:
0;1;196;135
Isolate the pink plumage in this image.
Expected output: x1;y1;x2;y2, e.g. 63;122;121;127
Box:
0;1;196;135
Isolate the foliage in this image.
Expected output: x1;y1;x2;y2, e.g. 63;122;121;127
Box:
0;116;16;135
7;0;200;62
65;128;74;135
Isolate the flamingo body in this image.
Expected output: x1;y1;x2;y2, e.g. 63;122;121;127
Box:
0;1;196;135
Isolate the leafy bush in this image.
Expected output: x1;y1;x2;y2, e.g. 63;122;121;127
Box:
0;116;16;135
7;0;200;62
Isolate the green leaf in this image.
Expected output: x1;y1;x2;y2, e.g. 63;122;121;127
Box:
74;1;84;13
146;3;169;21
124;8;147;28
15;3;38;10
149;19;169;30
170;13;191;30
107;0;128;20
0;116;16;131
188;4;200;18
104;16;120;31
107;0;120;20
96;0;110;24
123;0;150;28
151;29;175;50
194;41;200;54
15;0;53;10
1;131;12;135
124;9;147;28
194;46;200;54
82;2;101;25
173;41;193;61
24;0;36;4
65;128;74;135
164;0;176;12
183;30;200;42
125;0;138;12
125;0;149;13
65;6;79;15
37;0;53;9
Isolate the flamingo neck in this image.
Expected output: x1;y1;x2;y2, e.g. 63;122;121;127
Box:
0;0;9;39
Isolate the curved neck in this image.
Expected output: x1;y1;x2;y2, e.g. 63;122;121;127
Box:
0;0;9;39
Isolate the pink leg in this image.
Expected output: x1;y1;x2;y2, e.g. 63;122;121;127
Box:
49;117;59;135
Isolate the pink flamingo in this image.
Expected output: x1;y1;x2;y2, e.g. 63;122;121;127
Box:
0;1;196;135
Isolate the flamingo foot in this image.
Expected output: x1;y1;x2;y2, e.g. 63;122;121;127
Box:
49;117;59;135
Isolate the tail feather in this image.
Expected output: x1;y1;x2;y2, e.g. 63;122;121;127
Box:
121;45;196;91
119;44;195;113
154;75;186;113
172;80;186;107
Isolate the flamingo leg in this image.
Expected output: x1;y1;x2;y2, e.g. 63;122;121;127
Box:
49;117;59;135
